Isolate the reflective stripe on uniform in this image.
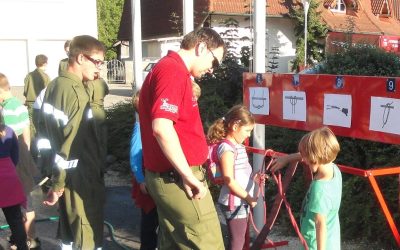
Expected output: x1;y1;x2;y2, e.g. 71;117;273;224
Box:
87;108;93;119
60;242;73;250
43;103;69;126
36;138;51;150
55;154;78;169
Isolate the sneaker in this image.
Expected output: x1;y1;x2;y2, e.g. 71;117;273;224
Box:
7;236;16;250
27;237;41;249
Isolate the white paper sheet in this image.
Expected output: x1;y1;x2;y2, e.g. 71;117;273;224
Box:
249;87;269;115
369;97;400;135
283;91;306;121
323;94;352;128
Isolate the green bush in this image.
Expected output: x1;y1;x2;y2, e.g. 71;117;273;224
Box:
320;46;400;76
106;102;135;161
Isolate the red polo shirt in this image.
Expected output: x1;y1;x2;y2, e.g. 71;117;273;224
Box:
138;51;208;172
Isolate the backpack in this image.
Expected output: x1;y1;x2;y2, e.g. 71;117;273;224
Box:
205;139;237;185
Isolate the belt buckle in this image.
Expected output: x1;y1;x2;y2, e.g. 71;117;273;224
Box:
166;170;179;183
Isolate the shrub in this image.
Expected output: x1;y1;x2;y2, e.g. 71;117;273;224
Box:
106;102;135;161
320;46;400;76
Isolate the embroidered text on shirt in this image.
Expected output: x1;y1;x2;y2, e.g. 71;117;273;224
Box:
160;98;178;113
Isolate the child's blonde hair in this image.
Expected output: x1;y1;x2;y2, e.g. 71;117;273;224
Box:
207;105;255;144
192;81;201;100
298;126;340;165
132;90;140;111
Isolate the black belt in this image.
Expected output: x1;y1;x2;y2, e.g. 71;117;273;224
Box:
148;166;204;183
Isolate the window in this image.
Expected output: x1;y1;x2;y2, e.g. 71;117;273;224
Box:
330;0;346;13
381;0;391;16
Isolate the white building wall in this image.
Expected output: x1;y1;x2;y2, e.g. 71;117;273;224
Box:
210;14;296;73
266;17;297;73
0;0;98;86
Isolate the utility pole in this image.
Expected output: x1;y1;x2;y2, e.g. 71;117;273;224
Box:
131;0;143;90
252;0;266;231
303;0;310;67
183;0;194;35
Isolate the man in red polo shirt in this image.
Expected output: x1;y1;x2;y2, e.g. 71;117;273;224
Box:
139;28;226;249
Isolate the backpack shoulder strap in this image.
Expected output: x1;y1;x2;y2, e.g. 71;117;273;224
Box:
220;139;237;159
220;138;238;211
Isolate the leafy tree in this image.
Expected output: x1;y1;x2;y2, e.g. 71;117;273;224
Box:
169;12;183;37
198;52;247;130
97;0;125;60
289;0;328;70
320;46;400;76
198;17;251;130
267;46;280;73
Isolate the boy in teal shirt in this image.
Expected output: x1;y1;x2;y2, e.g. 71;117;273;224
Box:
298;127;342;250
270;126;342;250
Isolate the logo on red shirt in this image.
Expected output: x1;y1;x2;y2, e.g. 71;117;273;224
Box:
160;98;178;113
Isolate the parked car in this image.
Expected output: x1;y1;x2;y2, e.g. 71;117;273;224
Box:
142;61;157;80
131;59;159;90
299;63;325;74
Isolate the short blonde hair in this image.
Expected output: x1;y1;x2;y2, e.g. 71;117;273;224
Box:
192;82;201;99
298;127;340;165
132;90;140;111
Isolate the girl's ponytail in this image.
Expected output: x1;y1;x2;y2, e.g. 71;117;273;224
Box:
207;118;226;144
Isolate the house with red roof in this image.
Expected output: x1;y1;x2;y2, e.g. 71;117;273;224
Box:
321;0;400;53
117;0;400;83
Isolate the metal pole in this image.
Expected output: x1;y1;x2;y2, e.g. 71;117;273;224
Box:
132;0;143;91
303;0;310;67
183;0;194;35
252;0;266;231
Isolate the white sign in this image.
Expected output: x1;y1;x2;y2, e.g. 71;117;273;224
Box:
323;94;352;128
249;87;269;115
283;91;306;121
369;97;400;135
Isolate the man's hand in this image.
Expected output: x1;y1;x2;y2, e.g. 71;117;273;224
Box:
182;175;207;200
43;188;64;206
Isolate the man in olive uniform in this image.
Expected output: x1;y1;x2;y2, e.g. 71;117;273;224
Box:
24;54;51;156
58;40;71;75
86;77;109;171
24;54;50;109
41;35;106;250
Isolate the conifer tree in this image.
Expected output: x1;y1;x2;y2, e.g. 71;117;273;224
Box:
289;0;328;71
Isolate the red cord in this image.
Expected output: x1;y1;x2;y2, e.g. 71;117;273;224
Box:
247;152;309;250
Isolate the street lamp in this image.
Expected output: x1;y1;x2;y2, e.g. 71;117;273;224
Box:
303;0;310;67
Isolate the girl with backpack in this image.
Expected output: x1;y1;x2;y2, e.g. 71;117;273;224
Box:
207;105;265;250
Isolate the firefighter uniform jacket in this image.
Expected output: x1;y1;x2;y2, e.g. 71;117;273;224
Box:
42;71;105;249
